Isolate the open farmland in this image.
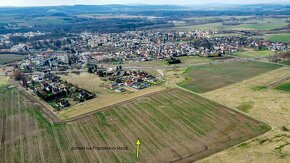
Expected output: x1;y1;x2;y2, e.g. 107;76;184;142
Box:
178;61;281;93
173;17;289;31
229;20;287;31
200;67;290;162
230;49;275;58
265;34;290;43
0;79;270;163
173;22;226;31
0;54;27;65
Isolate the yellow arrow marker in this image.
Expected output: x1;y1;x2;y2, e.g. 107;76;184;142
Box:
136;139;141;159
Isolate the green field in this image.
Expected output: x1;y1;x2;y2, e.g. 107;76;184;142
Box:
0;83;270;162
275;80;290;92
231;21;287;31
265;34;290;43
0;54;27;65
174;22;226;31
178;61;281;93
231;49;276;58
178;56;213;65
173;17;289;31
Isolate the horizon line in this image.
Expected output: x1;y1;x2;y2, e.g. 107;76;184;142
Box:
0;2;289;8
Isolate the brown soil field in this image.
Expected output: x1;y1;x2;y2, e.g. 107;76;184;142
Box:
198;67;290;162
0;81;270;163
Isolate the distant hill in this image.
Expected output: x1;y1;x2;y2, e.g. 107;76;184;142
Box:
0;4;289;16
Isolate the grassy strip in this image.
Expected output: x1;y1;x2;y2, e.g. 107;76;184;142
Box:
275;81;290;92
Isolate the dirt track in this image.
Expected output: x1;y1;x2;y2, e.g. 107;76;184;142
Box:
268;75;290;88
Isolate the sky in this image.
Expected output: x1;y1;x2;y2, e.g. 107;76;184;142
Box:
0;0;289;7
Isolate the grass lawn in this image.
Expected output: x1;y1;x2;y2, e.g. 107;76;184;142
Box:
0;76;9;86
178;56;213;64
231;49;276;58
58;72;110;94
265;34;290;43
237;101;254;113
275;80;290;92
178;61;281;93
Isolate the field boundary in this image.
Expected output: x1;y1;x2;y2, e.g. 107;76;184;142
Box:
268;75;290;88
18;89;63;123
176;84;272;128
175;85;272;162
177;128;270;163
10;79;63;123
